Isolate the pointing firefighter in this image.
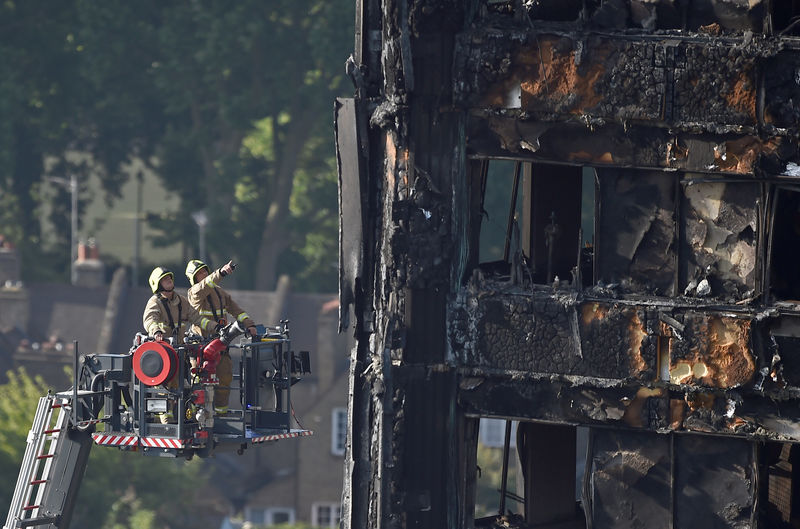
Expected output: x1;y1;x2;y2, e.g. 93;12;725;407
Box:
185;259;258;413
143;267;218;343
143;267;219;424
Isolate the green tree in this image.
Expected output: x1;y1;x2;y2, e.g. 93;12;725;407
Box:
0;368;51;508
72;446;223;529
138;0;351;291
475;443;520;518
0;2;164;282
1;0;352;292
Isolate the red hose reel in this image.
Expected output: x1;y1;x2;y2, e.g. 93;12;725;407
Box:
133;339;227;386
132;341;178;386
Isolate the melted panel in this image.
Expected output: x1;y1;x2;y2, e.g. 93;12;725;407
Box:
674;435;755;528
669;313;755;389
461;292;656;381
589;429;671;529
456;32;761;130
335;98;366;330
597;169;676;295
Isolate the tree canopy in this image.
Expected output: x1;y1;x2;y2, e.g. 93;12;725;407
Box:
0;0;353;291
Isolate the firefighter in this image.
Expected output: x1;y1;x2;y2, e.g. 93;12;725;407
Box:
143;266;217;343
143;266;218;423
185;258;258;413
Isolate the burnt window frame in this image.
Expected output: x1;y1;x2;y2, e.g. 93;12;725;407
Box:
765;181;800;303
469;158;596;288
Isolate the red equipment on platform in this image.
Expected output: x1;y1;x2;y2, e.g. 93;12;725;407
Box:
200;338;226;374
132;340;178;386
132;336;230;386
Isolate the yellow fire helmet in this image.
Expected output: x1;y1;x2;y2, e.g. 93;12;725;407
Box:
185;259;210;285
148;267;174;294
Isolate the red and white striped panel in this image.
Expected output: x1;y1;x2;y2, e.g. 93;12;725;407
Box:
251;429;313;444
92;433;139;447
140;437;185;449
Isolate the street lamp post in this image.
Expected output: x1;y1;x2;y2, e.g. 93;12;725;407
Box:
70;174;77;284
191;210;208;263
47;174;78;284
133;172;143;286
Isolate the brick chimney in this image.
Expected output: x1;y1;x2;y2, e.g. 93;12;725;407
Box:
74;238;105;287
0;234;20;286
0;235;27;330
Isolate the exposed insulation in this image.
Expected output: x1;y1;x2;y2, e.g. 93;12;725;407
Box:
681;180;758;300
669;314;755;388
622;387;666;428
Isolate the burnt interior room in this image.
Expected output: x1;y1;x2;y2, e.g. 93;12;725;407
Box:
770;187;800;301
473;419;587;529
472;424;800;528
476;160;595;287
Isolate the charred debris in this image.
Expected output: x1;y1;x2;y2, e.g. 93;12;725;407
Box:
336;1;800;528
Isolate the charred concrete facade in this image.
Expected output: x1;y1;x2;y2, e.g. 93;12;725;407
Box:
336;1;800;528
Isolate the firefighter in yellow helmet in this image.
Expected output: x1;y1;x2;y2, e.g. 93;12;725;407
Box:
185;259;257;412
143;267;218;343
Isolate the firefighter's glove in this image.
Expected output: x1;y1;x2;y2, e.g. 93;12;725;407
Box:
220;260;235;277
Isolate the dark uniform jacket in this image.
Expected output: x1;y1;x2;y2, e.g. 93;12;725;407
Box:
143;292;216;343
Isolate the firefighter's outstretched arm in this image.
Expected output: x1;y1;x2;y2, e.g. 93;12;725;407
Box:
187;260;234;301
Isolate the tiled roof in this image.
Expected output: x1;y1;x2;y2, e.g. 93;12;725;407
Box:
26;283;109;353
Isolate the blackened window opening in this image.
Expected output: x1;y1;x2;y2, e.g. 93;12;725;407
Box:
770;188;800;301
522;163;585;286
517;422;585;527
597;169;677;296
580;167;596;288
474;418;521;519
524;0;582;22
476;161;594;287
478;160;523;275
772;2;800;35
